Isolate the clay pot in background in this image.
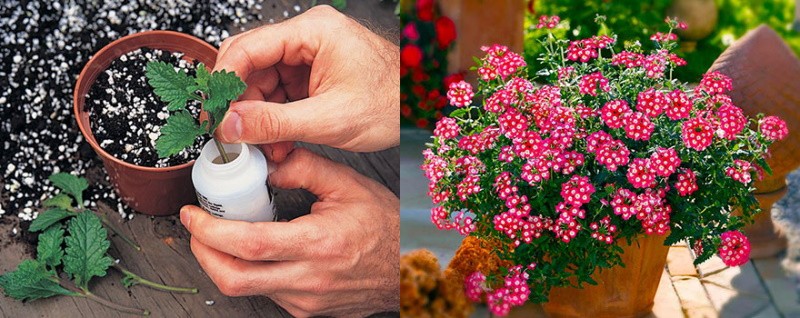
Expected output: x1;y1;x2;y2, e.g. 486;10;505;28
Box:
542;234;669;318
74;31;218;216
708;25;800;257
439;0;525;85
667;0;718;52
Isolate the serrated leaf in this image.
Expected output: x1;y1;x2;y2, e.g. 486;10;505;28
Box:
48;173;88;207
205;69;246;132
63;212;113;289
29;208;73;232
43;194;73;210
194;63;211;91
155;110;205;158
0;260;75;301
37;226;65;269
146;61;195;111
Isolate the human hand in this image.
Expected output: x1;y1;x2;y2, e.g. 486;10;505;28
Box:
180;148;400;317
213;5;400;162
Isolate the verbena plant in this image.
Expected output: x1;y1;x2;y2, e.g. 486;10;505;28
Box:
146;61;246;162
422;16;788;315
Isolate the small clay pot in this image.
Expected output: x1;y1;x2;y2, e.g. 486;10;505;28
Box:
73;31;218;216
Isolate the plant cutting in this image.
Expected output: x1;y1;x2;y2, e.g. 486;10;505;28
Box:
145;60;245;162
146;59;276;222
0;173;197;316
421;15;789;316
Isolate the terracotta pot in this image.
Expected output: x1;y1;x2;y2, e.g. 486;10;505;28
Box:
439;0;525;85
73;31;218;216
708;25;800;190
737;186;789;258
667;0;718;51
542;234;669;318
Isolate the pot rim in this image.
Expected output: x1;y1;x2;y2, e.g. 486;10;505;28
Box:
73;30;216;173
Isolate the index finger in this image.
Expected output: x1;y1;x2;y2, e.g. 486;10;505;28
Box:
212;6;343;80
180;205;319;261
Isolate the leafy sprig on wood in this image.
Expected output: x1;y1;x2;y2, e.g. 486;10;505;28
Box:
146;61;246;161
0;173;198;315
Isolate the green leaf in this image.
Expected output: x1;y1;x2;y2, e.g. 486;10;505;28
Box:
48;173;88;207
146;61;195;111
194;63;211;92
29;208;73;232
37;225;65;269
331;0;347;10
63;212;113;289
0;260;75;301
43;194;73;210
155;110;205;158
205;69;246;132
448;108;467;119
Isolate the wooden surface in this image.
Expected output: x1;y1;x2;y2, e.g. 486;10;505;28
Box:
0;1;400;317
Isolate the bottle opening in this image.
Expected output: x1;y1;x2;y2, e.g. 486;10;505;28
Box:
212;153;240;164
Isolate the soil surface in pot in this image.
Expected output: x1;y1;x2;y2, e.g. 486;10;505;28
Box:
86;47;208;168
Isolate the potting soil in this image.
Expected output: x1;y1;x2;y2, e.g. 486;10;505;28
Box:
87;47;207;168
0;0;265;221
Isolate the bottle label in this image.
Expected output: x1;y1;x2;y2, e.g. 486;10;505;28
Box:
196;191;225;218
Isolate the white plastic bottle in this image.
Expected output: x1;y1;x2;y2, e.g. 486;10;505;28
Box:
191;140;276;222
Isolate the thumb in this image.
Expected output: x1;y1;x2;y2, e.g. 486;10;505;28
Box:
269;148;365;200
216;99;315;145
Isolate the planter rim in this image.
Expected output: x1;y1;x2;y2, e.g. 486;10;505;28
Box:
73;30;215;173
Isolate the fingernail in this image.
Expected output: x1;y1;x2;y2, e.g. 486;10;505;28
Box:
180;207;192;229
220;111;242;142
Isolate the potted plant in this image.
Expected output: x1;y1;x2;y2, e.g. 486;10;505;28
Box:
421;16;788;317
73;31;218;216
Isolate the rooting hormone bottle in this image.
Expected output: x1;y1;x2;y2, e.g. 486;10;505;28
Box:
191;140;276;222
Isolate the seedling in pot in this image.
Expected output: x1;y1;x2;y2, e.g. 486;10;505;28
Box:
146;60;246;163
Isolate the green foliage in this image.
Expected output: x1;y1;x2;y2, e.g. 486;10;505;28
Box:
146;61;197;111
29;208;73;232
37;225;65;270
0;260;76;302
43;193;73;210
48;173;88;207
146;61;246;159
525;0;799;82
154;110;207;158
63;211;114;289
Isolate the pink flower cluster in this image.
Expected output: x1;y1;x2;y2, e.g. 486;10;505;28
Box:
566;36;614;63
718;230;751;266
536;15;560;29
478;44;527;81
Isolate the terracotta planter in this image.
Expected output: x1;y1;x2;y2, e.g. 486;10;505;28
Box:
73;31;218;216
542;234;669;318
667;0;718;51
737;186;789;259
439;0;525;85
708;25;800;256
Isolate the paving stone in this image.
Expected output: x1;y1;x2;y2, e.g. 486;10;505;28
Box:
754;258;800;316
672;277;718;317
701;261;769;297
650;269;685;318
703;283;768;318
697;255;729;278
750;305;782;318
668;246;699;277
